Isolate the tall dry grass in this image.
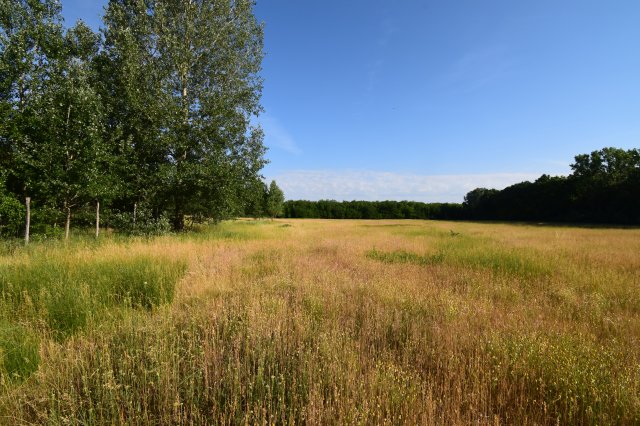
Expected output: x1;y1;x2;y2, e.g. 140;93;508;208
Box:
0;219;639;424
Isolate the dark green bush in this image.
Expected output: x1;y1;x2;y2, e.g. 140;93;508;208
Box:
0;194;24;238
110;206;171;236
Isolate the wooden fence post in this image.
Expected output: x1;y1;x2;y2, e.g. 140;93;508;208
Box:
24;197;30;245
96;200;100;238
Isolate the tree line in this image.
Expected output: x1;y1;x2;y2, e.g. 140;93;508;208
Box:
463;147;639;224
0;0;268;240
283;200;464;220
283;147;640;225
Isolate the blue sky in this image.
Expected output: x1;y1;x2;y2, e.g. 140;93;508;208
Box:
61;0;640;202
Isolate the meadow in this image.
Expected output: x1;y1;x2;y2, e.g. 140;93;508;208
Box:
0;219;639;424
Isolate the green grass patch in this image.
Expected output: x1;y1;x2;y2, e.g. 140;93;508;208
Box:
450;246;550;278
366;248;444;266
367;236;551;280
181;221;271;241
94;257;184;308
0;321;40;384
0;255;186;338
391;225;553;279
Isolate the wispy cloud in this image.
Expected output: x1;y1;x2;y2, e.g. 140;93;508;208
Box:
259;115;301;155
267;170;545;202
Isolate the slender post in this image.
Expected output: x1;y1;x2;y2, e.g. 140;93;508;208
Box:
24;197;30;245
95;200;100;238
133;202;137;229
64;202;71;241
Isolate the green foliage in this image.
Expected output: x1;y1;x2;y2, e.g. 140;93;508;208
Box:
110;206;171;236
102;0;267;230
29;204;64;239
463;147;640;224
265;180;285;218
284;147;639;225
243;180;268;218
0;193;23;237
571;147;640;183
284;199;464;220
1;0;267;237
463;187;498;210
18;20;108;226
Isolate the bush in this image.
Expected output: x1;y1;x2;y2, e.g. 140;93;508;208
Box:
30;204;65;239
110;206;171;236
0;194;24;238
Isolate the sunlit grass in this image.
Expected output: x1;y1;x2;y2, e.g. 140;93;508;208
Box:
0;219;639;424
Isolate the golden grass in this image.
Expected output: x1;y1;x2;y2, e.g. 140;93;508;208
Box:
1;219;639;424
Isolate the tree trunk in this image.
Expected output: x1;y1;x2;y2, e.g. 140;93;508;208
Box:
64;202;71;241
173;208;185;232
95;200;100;238
173;215;185;232
24;197;30;245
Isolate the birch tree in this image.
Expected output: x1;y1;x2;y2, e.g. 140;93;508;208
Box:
100;0;167;218
18;21;107;240
0;0;63;236
103;0;267;230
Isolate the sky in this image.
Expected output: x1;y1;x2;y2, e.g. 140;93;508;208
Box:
60;0;640;202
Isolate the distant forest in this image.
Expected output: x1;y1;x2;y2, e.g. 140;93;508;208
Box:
283;147;640;225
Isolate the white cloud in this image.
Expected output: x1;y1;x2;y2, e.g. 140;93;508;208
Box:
259;115;301;155
266;170;546;203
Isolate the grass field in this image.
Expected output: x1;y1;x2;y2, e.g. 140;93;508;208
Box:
0;219;639;424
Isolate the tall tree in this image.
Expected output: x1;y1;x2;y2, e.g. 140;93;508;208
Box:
0;0;64;199
243;178;267;218
265;180;284;218
571;147;640;184
102;0;267;230
17;21;107;239
99;0;167;216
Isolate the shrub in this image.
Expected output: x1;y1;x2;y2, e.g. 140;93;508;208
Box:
110;206;171;236
0;194;24;238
